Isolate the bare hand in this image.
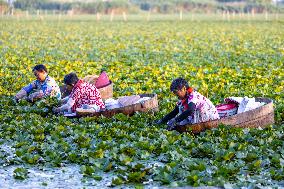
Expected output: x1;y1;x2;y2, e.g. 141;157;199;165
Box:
166;118;177;131
154;119;163;125
52;107;60;113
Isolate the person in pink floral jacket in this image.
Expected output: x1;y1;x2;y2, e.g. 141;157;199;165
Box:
53;72;105;113
156;78;219;130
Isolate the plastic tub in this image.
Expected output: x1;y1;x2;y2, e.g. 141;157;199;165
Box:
216;103;238;118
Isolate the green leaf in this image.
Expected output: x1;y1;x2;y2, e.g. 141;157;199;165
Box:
13;167;28;180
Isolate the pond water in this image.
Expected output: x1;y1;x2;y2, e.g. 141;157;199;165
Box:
0;143;162;188
1;164;113;188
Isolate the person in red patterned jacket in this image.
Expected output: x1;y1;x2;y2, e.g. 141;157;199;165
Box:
53;72;105;114
156;78;219;130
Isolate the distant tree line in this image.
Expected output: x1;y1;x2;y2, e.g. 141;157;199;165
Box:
13;0;71;11
7;0;284;14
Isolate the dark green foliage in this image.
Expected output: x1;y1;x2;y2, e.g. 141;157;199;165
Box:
0;20;283;187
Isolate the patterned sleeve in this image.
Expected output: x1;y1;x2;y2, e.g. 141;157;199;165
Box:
69;86;83;104
41;79;55;97
22;81;36;93
43;86;53;97
94;88;105;109
187;93;198;105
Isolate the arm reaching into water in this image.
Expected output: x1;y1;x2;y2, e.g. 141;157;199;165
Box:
14;82;36;101
175;102;196;123
156;106;179;125
53;97;75;113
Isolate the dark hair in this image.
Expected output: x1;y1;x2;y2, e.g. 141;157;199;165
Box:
170;78;189;92
64;72;79;85
32;64;47;73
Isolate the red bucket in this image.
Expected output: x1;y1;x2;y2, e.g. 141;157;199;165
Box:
216;103;238;118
